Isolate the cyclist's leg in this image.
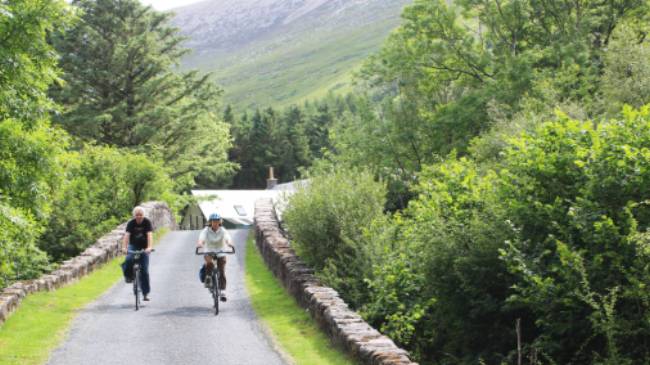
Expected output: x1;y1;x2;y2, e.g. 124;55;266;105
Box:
203;255;214;288
122;245;136;281
140;252;150;296
199;265;206;282
204;255;215;275
217;257;226;290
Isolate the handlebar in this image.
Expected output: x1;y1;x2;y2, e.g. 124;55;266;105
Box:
195;246;236;256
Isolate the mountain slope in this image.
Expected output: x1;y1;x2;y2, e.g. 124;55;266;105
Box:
171;0;410;109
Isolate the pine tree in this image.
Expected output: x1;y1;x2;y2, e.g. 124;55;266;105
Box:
51;0;234;187
278;106;311;180
305;102;333;158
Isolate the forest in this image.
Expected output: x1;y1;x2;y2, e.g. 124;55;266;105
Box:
2;0;650;363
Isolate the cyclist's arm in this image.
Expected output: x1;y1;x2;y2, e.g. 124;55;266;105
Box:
224;229;234;249
197;228;207;248
146;231;153;252
122;232;130;253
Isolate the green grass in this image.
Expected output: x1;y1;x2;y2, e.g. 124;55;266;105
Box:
0;228;169;365
0;259;123;365
244;235;358;365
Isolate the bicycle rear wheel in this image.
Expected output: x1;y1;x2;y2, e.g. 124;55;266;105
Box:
134;266;141;311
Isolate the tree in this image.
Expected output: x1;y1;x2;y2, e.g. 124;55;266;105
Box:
51;0;234;188
0;0;71;125
305;102;333;158
0;0;72;287
329;0;649;209
249;108;277;186
274;106;311;181
600;22;650;114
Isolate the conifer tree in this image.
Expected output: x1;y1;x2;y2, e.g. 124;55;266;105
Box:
51;0;234;187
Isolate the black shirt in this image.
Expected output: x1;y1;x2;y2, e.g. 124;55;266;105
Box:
126;218;153;250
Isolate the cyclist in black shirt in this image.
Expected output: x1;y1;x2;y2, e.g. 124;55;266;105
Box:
121;206;154;301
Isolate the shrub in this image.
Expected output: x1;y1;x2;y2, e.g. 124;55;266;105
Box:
0;119;65;287
500;107;650;363
363;107;650;364
364;157;521;364
39;145;175;261
0;203;50;288
283;165;387;308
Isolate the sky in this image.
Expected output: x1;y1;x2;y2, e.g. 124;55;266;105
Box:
140;0;204;10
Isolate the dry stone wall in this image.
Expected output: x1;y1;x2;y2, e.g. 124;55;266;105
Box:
0;201;176;324
254;198;417;365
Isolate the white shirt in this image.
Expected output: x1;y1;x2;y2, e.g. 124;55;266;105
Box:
198;226;232;256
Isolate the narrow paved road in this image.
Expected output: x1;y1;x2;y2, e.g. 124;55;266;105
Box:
47;229;287;365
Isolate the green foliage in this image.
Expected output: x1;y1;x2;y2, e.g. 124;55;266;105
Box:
363;157;520;364
238;0;650;361
359;214;434;353
51;0;235;188
0;120;67;287
499;107;650;363
0;0;71;125
0;202;49;289
291;107;650;364
329;0;649;210
0;120;67;218
40;145;175;261
283;165;387;308
0;0;71;287
229;96;349;188
330;95;430;210
600;22;650;115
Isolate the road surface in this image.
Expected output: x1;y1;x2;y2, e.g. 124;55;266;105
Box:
47;229;287;365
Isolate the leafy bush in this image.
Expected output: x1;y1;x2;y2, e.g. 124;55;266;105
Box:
39;145;175;261
282;166;387;308
359;107;650;364
363;157;521;364
500;107;650;363
0;203;50;288
0;119;66;287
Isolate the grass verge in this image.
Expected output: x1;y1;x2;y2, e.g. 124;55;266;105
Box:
0;227;169;365
244;234;358;365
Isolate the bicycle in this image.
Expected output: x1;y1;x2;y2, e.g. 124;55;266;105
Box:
127;249;154;311
195;246;235;315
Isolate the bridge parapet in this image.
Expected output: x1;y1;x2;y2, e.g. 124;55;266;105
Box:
0;201;176;324
254;198;418;365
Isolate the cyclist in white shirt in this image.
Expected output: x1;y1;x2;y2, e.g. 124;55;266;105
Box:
197;213;234;301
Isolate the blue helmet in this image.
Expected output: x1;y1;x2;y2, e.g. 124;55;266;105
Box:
208;213;222;222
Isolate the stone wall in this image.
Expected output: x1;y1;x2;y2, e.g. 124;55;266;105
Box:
0;201;176;324
254;198;417;365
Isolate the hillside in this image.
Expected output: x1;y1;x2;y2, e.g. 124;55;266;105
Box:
171;0;411;109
